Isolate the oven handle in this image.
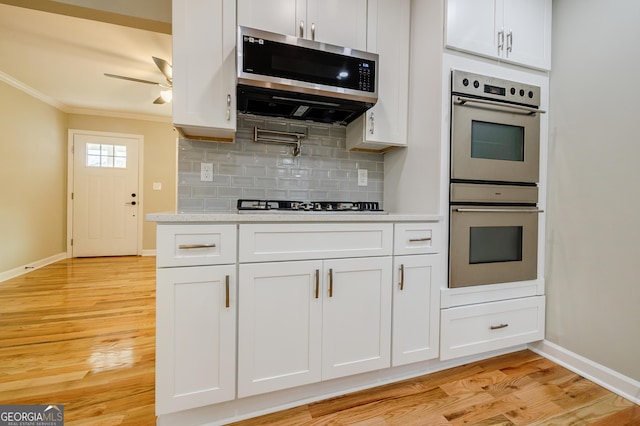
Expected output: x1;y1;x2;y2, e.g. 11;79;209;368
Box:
454;208;544;213
455;96;546;115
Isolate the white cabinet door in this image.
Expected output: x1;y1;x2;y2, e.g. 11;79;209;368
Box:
306;0;367;50
237;0;305;37
445;0;551;70
322;256;392;380
238;0;367;50
445;0;498;59
392;254;441;366
156;265;236;415
346;0;410;152
172;0;236;141
502;0;552;70
238;261;323;397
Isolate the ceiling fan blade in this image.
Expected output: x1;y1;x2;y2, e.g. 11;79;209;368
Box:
152;56;173;84
153;96;167;104
104;73;161;86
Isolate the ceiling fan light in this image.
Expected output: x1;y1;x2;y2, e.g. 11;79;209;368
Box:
160;89;173;103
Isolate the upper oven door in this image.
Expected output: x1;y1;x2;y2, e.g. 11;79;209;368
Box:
451;96;541;184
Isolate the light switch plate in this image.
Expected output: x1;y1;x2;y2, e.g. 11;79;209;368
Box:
201;163;213;182
358;169;368;186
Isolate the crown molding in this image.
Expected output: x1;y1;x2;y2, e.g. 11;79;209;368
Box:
1;71;172;123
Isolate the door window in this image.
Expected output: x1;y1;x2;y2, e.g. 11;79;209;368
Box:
86;143;127;168
469;226;523;264
471;121;524;162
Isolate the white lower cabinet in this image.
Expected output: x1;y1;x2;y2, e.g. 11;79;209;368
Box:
391;254;441;366
156;264;237;415
440;295;545;360
237;260;322;397
238;256;392;397
322;257;392;380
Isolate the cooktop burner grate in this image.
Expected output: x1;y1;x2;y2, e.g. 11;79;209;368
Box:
237;199;383;213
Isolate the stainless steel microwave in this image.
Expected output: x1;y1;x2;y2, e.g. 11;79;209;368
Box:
237;26;378;125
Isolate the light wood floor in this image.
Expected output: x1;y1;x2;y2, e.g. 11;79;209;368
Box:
1;256;639;425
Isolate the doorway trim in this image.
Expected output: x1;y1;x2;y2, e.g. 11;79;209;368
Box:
67;129;145;257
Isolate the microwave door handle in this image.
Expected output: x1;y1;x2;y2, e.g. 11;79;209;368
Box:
455;96;546;115
454;208;544;213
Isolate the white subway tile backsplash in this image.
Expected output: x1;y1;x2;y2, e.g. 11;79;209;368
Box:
177;115;384;212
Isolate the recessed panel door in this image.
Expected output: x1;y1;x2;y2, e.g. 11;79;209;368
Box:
72;132;140;257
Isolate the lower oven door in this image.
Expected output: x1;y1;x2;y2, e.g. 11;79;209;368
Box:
449;205;541;288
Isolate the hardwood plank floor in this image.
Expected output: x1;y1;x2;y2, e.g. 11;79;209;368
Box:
1;256;639;425
0;256;156;425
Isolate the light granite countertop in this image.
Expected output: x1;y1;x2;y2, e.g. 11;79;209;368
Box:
146;212;442;223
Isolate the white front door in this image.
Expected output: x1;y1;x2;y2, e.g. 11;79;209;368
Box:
71;132;141;257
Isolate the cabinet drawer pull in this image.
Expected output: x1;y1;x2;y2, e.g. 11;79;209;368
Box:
490;323;509;330
178;243;216;249
409;237;431;243
399;264;405;291
315;269;319;299
328;268;333;298
225;275;230;308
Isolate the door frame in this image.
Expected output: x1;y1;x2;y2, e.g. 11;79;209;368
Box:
67;129;145;257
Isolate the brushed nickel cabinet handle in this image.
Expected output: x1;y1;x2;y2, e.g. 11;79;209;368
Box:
311;22;315;40
225;275;230;308
299;20;304;38
490;323;509;330
315;269;319;299
399;264;405;291
369;111;375;134
178;243;216;249
409;237;432;243
226;94;231;121
328;268;333;298
506;30;513;53
498;28;504;51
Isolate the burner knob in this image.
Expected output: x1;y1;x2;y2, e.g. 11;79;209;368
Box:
314;203;322;211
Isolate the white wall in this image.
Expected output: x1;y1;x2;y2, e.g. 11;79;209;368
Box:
383;0;443;215
546;0;640;381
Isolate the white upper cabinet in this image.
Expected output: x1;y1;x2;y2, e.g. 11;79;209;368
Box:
346;0;410;152
238;0;368;50
445;0;552;70
172;0;236;141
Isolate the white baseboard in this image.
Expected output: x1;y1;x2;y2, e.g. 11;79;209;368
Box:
140;249;156;257
529;340;640;405
0;252;68;283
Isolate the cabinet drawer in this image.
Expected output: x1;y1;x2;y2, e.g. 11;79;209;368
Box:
239;223;392;262
394;222;441;255
157;224;237;267
440;296;545;360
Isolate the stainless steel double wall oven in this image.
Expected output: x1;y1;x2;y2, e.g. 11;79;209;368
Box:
449;70;544;288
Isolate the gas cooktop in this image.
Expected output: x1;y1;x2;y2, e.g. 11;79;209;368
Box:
237;199;385;213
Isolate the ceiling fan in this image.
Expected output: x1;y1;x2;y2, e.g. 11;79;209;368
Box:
104;56;172;104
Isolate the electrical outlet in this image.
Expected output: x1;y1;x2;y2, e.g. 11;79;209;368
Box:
358;169;368;186
201;163;213;182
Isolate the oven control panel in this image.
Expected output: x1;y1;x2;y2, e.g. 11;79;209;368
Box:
451;70;541;107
